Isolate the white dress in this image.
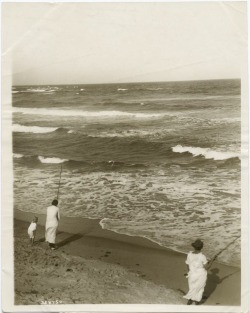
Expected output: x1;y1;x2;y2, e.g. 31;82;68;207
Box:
28;222;37;239
45;205;60;244
183;251;208;302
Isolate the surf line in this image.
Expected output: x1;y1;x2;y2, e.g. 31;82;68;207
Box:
56;164;63;200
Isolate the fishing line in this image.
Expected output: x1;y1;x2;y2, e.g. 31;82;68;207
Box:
208;235;240;268
56;163;63;200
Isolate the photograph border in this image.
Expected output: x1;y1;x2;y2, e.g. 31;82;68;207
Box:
1;1;249;312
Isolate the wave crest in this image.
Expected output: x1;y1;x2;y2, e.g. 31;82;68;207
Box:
38;156;68;164
172;145;240;160
13;124;58;134
13;153;23;158
24;88;57;93
13;107;164;119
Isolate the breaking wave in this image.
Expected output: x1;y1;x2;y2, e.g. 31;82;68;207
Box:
13;124;58;134
13;153;23;158
146;88;163;91
21;88;57;93
14;153;146;169
13;107;164;119
172;145;240;160
38;156;68;164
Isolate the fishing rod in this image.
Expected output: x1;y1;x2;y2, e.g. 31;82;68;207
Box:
56;163;63;200
207;235;240;269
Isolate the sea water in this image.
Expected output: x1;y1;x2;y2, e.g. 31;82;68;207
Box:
12;79;241;266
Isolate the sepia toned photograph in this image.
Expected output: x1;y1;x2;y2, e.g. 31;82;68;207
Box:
1;1;248;312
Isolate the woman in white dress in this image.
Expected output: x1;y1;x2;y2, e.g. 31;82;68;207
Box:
184;239;211;305
45;199;60;250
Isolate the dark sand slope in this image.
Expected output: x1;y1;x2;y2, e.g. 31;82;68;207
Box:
14;210;240;305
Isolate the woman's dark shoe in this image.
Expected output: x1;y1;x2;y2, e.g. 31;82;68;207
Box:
195;301;200;305
187;299;193;305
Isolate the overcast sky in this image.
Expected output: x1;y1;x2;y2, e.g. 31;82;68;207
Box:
2;2;247;85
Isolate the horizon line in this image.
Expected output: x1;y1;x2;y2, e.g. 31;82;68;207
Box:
12;77;240;87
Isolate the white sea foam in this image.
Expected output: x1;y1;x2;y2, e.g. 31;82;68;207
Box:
126;95;240;104
13;153;23;158
27;88;47;92
164;95;240;101
28;88;56;92
146;88;163;91
211;117;241;123
13;124;58;134
93;129;162;138
21;88;56;93
99;218;183;252
172;145;239;160
117;88;128;91
13;107;163;119
14;164;241;266
38;156;68;164
12;91;19;94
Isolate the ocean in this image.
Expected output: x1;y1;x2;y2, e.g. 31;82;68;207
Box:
12;79;241;266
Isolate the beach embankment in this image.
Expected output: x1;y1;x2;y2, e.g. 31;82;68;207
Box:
14;209;240;305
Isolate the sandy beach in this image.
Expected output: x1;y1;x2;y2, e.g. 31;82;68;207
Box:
14;209;240;306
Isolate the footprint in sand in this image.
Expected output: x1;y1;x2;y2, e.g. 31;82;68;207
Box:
103;251;111;257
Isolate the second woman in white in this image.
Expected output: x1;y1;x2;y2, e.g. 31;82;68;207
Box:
45;199;60;250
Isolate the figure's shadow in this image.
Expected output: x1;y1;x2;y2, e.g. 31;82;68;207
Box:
201;268;239;304
56;233;83;248
37;231;64;243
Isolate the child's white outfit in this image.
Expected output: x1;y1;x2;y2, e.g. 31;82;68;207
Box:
28;222;37;239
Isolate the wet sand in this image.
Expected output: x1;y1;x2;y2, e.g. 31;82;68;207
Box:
14;209;240;305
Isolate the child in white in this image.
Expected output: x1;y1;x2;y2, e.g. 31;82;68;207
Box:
28;217;38;245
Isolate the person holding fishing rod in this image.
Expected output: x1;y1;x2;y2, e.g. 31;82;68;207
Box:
183;239;218;305
183;236;240;305
45;164;62;250
45;199;60;250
